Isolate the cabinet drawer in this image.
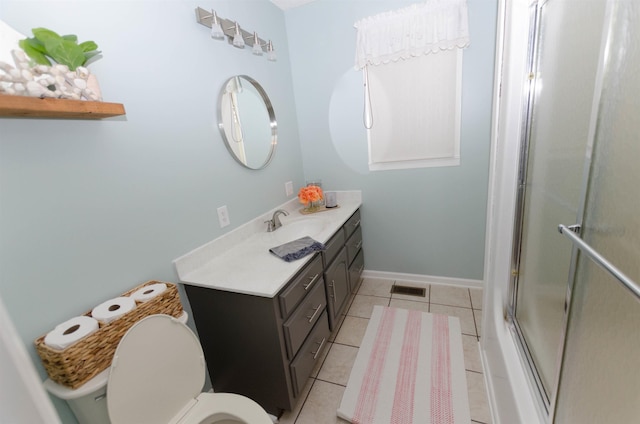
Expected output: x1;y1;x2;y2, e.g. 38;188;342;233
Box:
279;254;324;319
283;279;326;359
345;226;363;266
322;229;345;268
344;209;361;239
349;249;365;294
290;312;330;397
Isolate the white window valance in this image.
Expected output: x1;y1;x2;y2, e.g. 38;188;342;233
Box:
354;0;470;70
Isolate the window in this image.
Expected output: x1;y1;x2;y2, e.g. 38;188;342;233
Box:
354;0;469;171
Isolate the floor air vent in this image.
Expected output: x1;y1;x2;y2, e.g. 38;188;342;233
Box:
390;285;426;297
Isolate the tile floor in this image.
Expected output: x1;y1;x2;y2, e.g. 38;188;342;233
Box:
278;277;491;424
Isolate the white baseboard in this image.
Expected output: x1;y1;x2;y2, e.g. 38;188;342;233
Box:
361;269;483;289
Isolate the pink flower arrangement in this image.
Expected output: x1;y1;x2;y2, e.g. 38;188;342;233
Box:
298;185;323;205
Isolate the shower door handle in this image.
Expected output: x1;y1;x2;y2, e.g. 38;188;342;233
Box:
561;224;581;234
558;224;640;300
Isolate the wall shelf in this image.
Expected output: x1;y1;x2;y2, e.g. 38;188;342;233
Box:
0;94;125;119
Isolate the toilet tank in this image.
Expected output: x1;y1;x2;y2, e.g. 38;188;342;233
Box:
43;369;110;424
42;312;189;424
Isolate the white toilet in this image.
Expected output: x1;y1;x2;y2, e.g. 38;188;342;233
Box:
106;314;272;424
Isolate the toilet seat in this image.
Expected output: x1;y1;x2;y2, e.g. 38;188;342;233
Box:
107;314;272;424
181;393;272;424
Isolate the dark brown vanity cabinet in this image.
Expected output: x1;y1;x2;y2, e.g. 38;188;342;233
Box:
184;253;329;416
324;247;350;330
323;209;364;330
183;208;364;416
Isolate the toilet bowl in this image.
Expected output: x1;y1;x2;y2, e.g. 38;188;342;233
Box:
106;314;272;424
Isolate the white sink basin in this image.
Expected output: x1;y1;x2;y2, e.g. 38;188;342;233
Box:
264;216;326;244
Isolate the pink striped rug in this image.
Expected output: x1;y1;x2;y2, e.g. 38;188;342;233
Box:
338;306;470;424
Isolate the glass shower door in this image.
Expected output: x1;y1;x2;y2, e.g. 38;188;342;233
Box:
509;0;607;409
553;1;640;421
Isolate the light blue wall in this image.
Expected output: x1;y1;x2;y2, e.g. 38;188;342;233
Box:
1;0;497;422
285;0;497;280
0;1;303;421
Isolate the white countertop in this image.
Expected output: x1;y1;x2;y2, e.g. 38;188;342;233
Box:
173;191;362;298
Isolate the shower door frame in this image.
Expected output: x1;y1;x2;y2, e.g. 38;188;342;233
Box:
507;2;555;415
506;0;605;421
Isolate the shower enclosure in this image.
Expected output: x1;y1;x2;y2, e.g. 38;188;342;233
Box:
508;0;640;422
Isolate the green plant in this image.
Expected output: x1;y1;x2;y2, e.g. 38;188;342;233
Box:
19;27;100;71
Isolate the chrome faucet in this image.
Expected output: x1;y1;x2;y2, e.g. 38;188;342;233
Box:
265;209;289;232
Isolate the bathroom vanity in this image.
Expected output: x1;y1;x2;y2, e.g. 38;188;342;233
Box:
174;192;363;415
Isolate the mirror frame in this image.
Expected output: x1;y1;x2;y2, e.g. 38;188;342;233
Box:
217;75;278;170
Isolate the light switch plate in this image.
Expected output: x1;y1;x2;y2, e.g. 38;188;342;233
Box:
285;181;294;196
217;205;230;228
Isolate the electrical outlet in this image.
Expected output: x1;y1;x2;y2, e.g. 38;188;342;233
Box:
285;181;294;196
217;205;230;228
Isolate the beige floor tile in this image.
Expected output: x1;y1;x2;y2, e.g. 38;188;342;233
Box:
288;285;490;424
462;334;483;373
334;316;369;347
431;285;472;308
389;298;430;313
347;294;390;319
350;276;363;293
277;378;315;424
328;313;348;342
470;288;483;310
466;371;492;424
295;380;350;424
430;304;477;336
357;277;394;297
311;341;332;378
317;343;359;386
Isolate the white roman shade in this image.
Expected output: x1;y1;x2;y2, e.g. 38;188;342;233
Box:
354;0;470;171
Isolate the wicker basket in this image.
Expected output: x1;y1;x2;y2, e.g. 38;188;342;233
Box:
35;280;183;389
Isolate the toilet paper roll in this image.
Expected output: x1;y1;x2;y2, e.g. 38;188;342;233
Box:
91;296;136;323
130;283;167;303
44;316;99;350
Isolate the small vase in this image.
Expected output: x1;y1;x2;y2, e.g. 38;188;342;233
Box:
304;201;322;213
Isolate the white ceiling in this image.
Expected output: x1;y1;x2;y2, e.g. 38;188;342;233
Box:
270;0;317;10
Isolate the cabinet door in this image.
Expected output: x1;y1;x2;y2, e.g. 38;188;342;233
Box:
349;249;365;294
325;248;350;330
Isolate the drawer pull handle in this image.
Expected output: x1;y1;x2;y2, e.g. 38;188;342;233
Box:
306;304;323;323
94;394;106;402
358;264;364;274
352;219;361;227
312;337;327;359
330;280;337;303
303;273;319;291
355;240;363;250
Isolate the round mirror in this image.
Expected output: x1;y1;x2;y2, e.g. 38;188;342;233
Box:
218;75;277;170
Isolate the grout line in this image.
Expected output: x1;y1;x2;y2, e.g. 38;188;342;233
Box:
332;340;360;349
314;376;347;388
472;308;480;341
290;378;316;424
429;301;475;310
